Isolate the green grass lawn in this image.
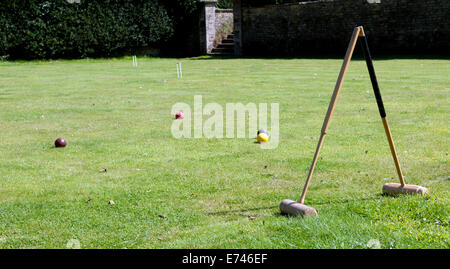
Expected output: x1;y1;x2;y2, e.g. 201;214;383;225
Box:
0;56;448;249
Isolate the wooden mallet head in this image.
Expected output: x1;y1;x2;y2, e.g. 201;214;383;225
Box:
279;199;318;217
382;183;428;196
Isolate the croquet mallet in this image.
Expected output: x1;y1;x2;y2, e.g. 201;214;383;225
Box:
280;26;428;217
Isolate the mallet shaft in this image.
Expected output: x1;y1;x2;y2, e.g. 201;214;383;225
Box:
359;30;386;118
382;117;406;186
299;133;325;204
359;30;406;187
321;27;361;134
299;27;361;204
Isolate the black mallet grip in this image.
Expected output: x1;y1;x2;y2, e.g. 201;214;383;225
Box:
359;35;387;118
359;28;406;187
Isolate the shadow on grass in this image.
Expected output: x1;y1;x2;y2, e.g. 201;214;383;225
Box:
206;205;278;217
205;193;427;219
44;145;58;150
6;53;448;62
189;53;450;61
309;194;385;206
206;195;385;218
274;195;388;218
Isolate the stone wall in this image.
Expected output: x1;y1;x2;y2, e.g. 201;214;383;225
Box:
199;1;217;54
234;0;450;56
215;9;234;46
233;0;243;55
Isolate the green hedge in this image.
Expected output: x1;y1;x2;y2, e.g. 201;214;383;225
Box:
216;0;233;9
0;0;174;59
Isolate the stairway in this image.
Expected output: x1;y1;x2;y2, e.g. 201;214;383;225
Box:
210;34;234;55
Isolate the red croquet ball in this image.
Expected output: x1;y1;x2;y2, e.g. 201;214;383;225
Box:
55;138;67;148
175;112;184;119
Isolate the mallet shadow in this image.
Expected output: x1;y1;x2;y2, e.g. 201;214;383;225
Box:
206;206;278;217
309;194;384;206
206;195;387;218
275;195;385;218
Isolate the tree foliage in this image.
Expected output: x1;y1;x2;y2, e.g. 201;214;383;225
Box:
0;0;174;59
216;0;233;9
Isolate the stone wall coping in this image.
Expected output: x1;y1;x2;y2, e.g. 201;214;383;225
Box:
200;0;218;4
246;0;338;9
216;9;234;13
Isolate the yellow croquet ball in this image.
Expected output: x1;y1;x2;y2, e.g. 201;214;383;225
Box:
257;133;269;143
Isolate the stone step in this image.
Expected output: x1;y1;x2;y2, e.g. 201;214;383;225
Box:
209;52;234;56
222;39;234;44
217;43;234;49
209;33;234;55
211;47;234;52
211;47;234;54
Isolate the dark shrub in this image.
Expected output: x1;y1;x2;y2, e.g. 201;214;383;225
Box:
0;0;173;59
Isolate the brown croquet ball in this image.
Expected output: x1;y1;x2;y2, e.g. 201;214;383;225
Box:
55;138;67;148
